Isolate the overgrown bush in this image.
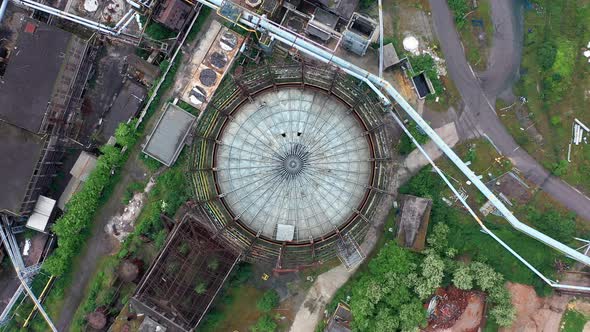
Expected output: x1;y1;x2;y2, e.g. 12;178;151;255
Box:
43;121;139;276
250;314;277;332
448;0;469;29
399;121;429;155
257;290;280;312
409;54;444;99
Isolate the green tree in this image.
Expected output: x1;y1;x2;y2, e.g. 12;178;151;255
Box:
250;315;277;332
114;120;138;148
536;42;557;70
426;223;450;254
452;263;473;290
194;282;207;294
350;245;426;331
471;262;501;291
415;253;445;299
550;115;562;126
257;290;280;312
489;304;516;327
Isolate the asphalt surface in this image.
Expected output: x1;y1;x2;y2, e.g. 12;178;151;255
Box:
428;0;590;221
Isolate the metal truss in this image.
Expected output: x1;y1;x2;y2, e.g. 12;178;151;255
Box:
0;216;56;331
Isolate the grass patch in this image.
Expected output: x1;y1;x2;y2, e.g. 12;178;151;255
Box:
121;180;147;204
561;308;590;332
511;0;590;193
448;0;469;29
457;0;493;70
144;21;176;40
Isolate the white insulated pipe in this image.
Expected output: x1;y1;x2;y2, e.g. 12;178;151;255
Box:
194;0;590;267
114;9;135;29
15;0;122;35
0;0;8;25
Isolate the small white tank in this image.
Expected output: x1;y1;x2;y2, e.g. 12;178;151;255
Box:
403;36;419;54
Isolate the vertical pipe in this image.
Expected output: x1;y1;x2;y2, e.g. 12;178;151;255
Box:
0;0;8;25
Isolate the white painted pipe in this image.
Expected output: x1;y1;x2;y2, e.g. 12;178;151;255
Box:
114;9;134;29
575;118;590;132
0;0;9;25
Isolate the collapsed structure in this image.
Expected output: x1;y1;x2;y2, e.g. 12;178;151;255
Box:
132;214;240;331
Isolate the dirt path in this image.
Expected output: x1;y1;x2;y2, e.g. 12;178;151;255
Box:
501;283;570;332
55;145;150;331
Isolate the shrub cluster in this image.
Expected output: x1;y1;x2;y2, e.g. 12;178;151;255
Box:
43;121;138;276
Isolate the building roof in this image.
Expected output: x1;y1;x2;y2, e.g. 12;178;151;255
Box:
314;0;358;20
215;88;372;241
0;121;45;215
154;0;193;31
142;103;196;166
0;19;73;133
70;151;98;181
26;196;56;232
100;80;146;141
396;194;432;251
326;303;352;332
58;151;98;210
383;43;401;69
125;54;161;85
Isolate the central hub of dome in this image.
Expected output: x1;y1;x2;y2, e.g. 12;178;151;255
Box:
283;155;304;175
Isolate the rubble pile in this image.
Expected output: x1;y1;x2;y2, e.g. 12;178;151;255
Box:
427;287;469;330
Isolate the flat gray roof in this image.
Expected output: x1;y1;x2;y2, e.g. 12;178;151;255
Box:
0;18;73;133
100;80;147;141
143;103;196;166
0;122;45;214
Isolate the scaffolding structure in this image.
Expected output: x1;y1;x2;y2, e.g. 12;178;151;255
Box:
132;214;240;331
188;61;393;270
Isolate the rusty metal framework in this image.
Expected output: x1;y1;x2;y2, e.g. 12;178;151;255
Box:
132;214;240;331
188;61;393;270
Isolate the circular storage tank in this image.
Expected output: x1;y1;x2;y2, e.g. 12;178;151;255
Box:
214;88;373;242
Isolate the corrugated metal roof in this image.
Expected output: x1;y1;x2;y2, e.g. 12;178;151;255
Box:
70;151;98;181
26;195;56;232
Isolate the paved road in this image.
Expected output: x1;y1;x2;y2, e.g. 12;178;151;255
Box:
428;0;590;221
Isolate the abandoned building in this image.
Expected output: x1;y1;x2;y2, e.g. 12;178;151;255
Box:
0;18;92;220
395;194;432;251
154;0;194;31
124;54;161;87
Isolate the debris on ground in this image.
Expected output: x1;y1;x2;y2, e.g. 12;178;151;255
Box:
104;178;155;242
426;287;485;331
